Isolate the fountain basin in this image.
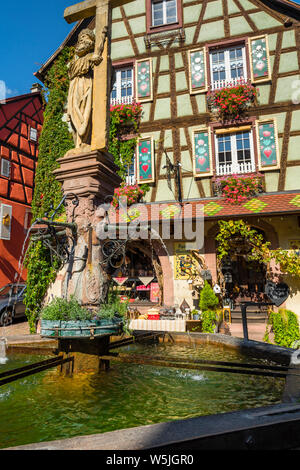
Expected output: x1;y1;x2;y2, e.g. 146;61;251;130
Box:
40;318;123;339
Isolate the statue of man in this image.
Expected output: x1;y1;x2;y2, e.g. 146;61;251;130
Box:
67;27;107;153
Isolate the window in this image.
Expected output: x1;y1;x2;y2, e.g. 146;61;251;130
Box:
29;127;38;142
152;0;177;27
215;130;255;176
0;158;10;178
0;203;12;240
126;154;137;185
111;67;134;105
210;45;247;90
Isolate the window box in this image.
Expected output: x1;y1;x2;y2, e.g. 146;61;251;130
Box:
207;82;257;122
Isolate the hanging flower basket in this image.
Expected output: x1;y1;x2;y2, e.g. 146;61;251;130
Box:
112;182;146;209
214;173;265;205
207;81;258;122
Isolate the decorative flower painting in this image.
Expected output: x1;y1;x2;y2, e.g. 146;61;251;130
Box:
137;137;155;183
256;119;279;171
136;59;153;102
193;129;212;177
189;48;207;94
249;35;271;82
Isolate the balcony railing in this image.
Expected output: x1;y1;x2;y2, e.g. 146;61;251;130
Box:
110;96;134;106
216;161;256;176
126;175;137;185
211;77;246;91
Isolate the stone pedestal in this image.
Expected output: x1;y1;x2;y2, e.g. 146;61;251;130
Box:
51;149;121;309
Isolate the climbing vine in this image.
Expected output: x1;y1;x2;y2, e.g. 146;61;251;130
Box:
24;47;75;333
216;220;300;277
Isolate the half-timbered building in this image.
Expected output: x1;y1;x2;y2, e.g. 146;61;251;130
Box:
0;86;44;287
36;0;300;317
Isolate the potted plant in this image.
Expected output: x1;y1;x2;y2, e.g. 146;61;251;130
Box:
40;296;124;338
199;282;220;333
191;309;200;321
112;182;146;209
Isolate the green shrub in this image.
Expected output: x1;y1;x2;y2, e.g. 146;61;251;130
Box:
266;309;300;348
201;310;217;333
41;296;93;322
97;290;128;319
199;282;219;311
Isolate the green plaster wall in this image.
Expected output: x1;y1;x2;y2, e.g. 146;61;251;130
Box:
157;75;170;94
179;128;187;146
200;178;212;198
154;98;171;120
174;53;184;69
112;7;122;20
275;75;300;103
258;85;270;105
227;0;240;15
129;17;146;35
123;0;146;16
181;150;192;170
264;172;279;192
279;52;299;74
198;21;225;43
285;167;300;190
203;0;223;20
177;94;193;117
111;21;128;39
238;0;256;10
268;33;278;51
282;30;296;49
291;110;300;132
160;55;170;71
183;177;200;200
184;3;202;24
287;136;300;161
176;71;188;92
134;37;146;55
141;103;151;123
249;12;282;30
195;94;207;114
164;130;173;148
229;16;253;36
111;40;134;60
185;26;197;45
155;180;175;202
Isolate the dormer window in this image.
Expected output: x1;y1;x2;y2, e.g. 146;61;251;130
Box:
152;0;177;27
210;45;247;90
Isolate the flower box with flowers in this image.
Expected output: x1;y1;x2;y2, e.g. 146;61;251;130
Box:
214;173;264;205
112;183;146;209
110;102;143;134
207;81;258;122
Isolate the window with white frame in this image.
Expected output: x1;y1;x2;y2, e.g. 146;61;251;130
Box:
126;153;137;185
152;0;178;27
111;67;134;105
215;130;255;176
0;158;10;178
210;45;247;90
29;127;38;142
0;203;12;240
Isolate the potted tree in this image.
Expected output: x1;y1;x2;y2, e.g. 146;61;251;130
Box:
199;282;220;333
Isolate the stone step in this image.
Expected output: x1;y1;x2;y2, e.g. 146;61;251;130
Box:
230;312;268;324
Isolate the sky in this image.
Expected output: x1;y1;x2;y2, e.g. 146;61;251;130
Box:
0;0;73;98
1;0;300;99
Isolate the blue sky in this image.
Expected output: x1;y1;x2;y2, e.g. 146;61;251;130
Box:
1;0;300;98
0;0;73;97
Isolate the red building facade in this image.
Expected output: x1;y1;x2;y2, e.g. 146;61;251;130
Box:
0;87;44;288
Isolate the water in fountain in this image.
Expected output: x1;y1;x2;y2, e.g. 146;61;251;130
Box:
0;338;7;365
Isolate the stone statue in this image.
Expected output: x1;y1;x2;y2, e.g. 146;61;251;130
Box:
67;26;108;153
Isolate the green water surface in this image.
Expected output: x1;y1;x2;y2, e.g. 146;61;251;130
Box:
0;343;284;449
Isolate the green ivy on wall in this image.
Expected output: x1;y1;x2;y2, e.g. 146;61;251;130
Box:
24;47;75;334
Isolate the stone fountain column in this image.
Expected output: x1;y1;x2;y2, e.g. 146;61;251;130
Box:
53;150;121;310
